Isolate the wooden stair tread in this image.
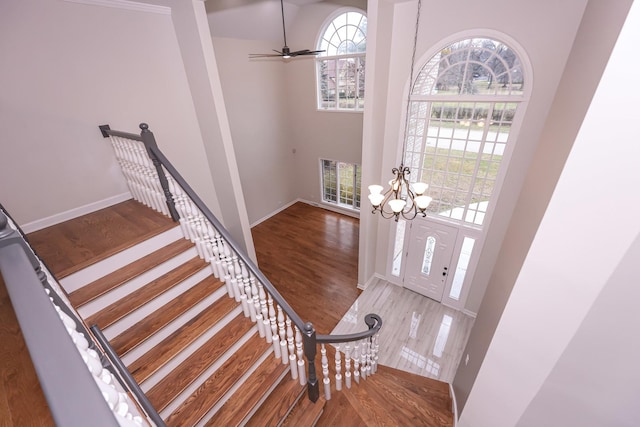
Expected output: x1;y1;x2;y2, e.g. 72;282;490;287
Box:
368;372;452;426
85;256;207;329
27;200;177;279
147;313;256;411
68;238;193;307
165;332;271;426
204;355;289;426
375;366;452;412
110;276;224;356
329;370;452;427
245;370;306;427
376;364;451;394
129;293;240;384
339;377;399;426
283;394;326;427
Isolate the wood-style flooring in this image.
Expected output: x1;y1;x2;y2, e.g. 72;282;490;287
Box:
27;200;175;279
252;202;361;335
0;276;55;426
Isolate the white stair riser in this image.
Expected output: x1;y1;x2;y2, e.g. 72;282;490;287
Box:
60;226;183;293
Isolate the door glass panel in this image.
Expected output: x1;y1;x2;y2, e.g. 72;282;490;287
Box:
449;237;475;300
391;219;406;277
421;236;436;275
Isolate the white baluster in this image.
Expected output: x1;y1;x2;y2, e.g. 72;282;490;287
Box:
366;337;372;378
344;344;352;389
353;342;360;384
335;345;342;391
277;306;288;364
259;284;271;342
295;326;306;386
361;339;368;380
268;297;280;358
287;318;297;379
250;278;259;325
321;344;331;400
244;276;256;322
372;333;380;374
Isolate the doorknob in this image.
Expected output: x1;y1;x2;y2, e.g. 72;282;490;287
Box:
442;266;448;276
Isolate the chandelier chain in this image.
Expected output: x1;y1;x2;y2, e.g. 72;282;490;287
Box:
401;0;423;159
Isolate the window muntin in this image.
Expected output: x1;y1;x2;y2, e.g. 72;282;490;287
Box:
321;159;361;210
405;38;523;227
317;11;367;111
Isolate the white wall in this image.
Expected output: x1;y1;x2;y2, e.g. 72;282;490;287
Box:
287;3;365;207
453;0;633;409
210;37;296;225
0;0;218;228
459;1;640;423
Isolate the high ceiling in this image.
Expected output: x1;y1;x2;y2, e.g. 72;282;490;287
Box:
206;0;365;41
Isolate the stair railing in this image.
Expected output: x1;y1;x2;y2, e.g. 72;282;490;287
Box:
100;123;383;402
0;206;161;427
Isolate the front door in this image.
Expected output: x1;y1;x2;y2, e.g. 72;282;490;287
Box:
404;219;458;302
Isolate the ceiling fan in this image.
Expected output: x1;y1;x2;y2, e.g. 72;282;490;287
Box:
249;0;324;59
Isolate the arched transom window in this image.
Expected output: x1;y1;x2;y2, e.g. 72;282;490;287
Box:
405;37;525;227
316;11;367;111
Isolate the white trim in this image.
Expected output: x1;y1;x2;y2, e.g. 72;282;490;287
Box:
21;192;132;233
250;198;360;229
250;200;299;228
462;308;477;318
62;0;171;15
299;198;360;219
450;382;459;426
357;272;384;291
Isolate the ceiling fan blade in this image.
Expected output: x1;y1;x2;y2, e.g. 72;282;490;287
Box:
249;53;286;58
290;49;325;57
247;0;325;60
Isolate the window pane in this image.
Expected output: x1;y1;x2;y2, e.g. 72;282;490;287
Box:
391;219;406;277
421;236;436;275
320;159;361;210
317;11;367;110
450;237;475;300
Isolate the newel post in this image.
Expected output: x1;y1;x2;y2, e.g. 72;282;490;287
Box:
302;322;320;402
139;123;180;222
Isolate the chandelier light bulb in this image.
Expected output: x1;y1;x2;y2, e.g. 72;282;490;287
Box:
412;182;428;195
388;199;406;213
368;184;384;195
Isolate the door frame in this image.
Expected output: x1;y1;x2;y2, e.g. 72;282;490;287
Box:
386;215;483;311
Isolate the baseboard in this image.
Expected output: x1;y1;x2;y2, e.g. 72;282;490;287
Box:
250;200;298;228
358;273;385;291
450;383;459;426
462;309;477;318
21;192;132;233
298;198;360;219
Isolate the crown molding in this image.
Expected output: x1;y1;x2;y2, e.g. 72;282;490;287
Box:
63;0;171;15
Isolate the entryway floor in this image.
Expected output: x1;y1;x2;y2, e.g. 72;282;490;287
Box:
331;278;475;383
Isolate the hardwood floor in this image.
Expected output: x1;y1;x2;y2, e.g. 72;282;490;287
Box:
27;200;175;279
0;276;54;426
252;202;362;335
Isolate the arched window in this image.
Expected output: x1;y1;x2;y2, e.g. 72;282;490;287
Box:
405;37;526;227
316;10;367;111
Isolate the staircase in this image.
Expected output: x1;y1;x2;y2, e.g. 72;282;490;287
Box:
59;224;321;426
50;213;455;427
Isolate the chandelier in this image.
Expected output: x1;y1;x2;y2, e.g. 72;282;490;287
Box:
368;0;431;221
